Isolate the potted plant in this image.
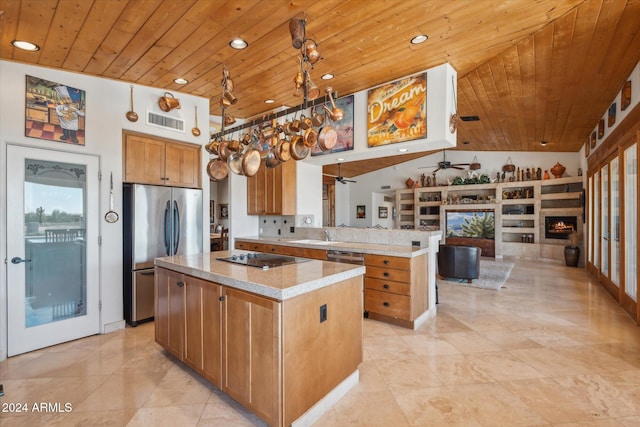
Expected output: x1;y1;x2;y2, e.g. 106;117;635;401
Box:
564;230;581;267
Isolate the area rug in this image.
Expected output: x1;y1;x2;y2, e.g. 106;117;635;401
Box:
438;259;514;291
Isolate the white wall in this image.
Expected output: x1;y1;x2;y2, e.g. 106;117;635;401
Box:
0;60;210;360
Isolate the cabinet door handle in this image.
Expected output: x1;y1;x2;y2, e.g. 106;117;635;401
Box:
219;296;225;301
383;260;390;265
383;302;390;307
383;284;390;289
383;272;390;277
176;281;184;288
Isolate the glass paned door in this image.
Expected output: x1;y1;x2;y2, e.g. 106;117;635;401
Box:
588;175;593;265
6;145;100;356
611;157;620;286
601;165;609;277
594;172;600;269
624;144;637;302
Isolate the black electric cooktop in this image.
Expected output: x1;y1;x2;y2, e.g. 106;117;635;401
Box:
216;252;310;269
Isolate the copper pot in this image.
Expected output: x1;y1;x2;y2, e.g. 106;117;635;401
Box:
290;135;310;160
305;39;320;65
227;138;241;152
207;159;228;181
227;151;245;175
275;138;292;162
317;124;337;151
217;140;231;162
158;92;180;112
265;148;281;169
303;127;318;147
242;148;261;177
300;115;313;130
205;140;220;155
323;87;343;121
311;107;325;127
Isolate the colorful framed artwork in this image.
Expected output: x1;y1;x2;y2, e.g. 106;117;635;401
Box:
608;103;616;127
311;94;355;156
356;205;366;219
367;72;427;147
378;206;388;218
219;203;229;219
621;81;632;111
25;75;86;145
591;131;596;149
598;119;604;139
209;201;215;223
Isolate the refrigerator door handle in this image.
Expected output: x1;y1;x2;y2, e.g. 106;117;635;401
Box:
173;200;180;255
164;200;171;255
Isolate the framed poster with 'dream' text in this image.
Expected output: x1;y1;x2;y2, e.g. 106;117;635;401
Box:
367;73;426;147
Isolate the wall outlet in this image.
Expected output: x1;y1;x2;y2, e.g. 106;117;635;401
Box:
278;229;281;235
290;226;295;233
412;240;421;246
320;304;327;323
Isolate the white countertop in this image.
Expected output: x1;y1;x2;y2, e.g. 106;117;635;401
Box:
155;251;365;301
235;236;436;257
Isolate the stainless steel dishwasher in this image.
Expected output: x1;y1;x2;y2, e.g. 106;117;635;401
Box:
326;250;365;265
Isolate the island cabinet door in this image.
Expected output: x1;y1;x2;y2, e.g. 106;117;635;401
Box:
184;276;222;387
222;287;282;427
155;267;185;360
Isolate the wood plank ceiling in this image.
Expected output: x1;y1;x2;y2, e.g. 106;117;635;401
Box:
1;0;640;178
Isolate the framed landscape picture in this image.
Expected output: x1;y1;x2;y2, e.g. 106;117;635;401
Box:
25;75;86;145
367;73;426;147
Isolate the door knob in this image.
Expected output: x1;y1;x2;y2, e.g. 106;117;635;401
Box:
11;257;31;264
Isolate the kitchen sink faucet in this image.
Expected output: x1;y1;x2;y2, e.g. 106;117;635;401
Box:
324;229;331;241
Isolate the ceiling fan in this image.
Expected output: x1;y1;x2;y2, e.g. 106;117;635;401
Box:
325;163;357;184
418;150;469;173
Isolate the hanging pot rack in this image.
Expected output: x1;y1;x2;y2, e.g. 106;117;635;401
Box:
210;91;337;142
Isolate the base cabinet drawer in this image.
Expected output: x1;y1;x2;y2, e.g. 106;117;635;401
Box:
366;265;411;283
365;277;410;296
365;289;410;320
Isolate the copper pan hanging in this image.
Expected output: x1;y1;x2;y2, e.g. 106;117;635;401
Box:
207;158;228;181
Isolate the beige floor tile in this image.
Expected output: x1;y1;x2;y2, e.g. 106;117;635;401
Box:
364;334;416;360
373;355;443;391
423;353;495;385
314;390;411;427
617;416;640;426
400;334;461;357
142;364;214;407
127;404;205;427
73;373;165;412
477;328;544;350
438;331;502;354
391;386;482;426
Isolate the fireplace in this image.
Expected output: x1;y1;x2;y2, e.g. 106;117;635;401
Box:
545;216;577;239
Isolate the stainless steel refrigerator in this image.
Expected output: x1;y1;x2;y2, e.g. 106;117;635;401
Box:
123;183;202;326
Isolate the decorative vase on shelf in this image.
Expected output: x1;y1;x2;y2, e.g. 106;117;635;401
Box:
544;170;550;179
405;177;415;189
550;162;566;178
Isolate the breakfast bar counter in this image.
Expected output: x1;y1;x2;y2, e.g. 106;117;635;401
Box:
154;251;364;427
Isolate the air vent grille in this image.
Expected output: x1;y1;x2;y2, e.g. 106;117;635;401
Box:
147;110;185;132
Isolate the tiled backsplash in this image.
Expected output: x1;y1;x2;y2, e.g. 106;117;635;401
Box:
258;215;442;247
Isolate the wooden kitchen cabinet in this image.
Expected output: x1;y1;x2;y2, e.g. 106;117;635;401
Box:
184;276;222;387
247;159;296;215
123;131;201;188
364;253;428;328
222;287;280;425
155;267;185;360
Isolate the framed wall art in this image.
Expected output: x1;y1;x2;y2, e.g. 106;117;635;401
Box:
219;203;229;219
608;103;616;127
25;75;86;145
209;201;215;223
598;119;604;139
356;205;366;219
367;73;426;147
585;137;590;157
378;206;388;218
621;80;632;111
591;131;596;149
311;94;355;156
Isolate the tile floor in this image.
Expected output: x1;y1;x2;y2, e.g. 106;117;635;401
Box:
2;260;640;426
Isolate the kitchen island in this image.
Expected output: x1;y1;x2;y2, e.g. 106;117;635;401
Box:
235;231;441;329
154;251;365;427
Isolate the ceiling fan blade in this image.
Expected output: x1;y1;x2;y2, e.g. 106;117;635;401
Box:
345;179;357;183
454;163;470;166
433;166;442;173
451;165;466;170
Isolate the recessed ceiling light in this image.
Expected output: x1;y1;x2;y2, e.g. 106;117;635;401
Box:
11;40;40;51
397;148;409;152
229;38;248;50
410;34;428;45
173;78;188;85
264;99;275;104
321;73;334;80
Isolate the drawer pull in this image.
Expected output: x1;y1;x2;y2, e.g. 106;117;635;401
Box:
383;260;390;265
383;272;390;277
383;284;390;289
176;281;184;288
383;302;390;307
